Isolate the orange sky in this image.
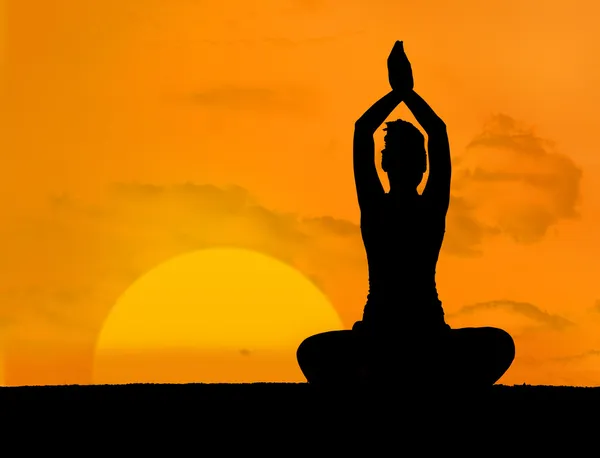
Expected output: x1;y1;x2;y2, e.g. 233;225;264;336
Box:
2;0;600;386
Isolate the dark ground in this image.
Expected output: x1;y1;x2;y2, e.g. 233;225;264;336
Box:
1;383;598;451
3;381;600;402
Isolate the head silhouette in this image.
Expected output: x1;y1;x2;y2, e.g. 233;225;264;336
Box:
381;119;427;192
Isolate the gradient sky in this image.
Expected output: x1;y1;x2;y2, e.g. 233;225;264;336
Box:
2;0;600;386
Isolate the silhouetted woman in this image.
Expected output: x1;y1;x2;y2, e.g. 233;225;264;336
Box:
296;41;515;390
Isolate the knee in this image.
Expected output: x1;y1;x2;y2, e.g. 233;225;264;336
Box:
493;328;516;368
296;335;318;369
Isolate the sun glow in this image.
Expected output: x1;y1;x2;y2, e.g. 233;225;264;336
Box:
93;247;343;384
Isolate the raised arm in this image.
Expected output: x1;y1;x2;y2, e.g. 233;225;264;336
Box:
354;90;405;212
403;89;451;217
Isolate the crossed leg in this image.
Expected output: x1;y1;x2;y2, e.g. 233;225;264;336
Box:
296;326;515;389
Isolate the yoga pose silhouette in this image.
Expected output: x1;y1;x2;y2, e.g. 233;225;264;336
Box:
297;41;515;390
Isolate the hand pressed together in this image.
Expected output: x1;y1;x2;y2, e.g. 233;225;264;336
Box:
387;40;414;93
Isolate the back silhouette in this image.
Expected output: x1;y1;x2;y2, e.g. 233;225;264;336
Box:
297;41;515;390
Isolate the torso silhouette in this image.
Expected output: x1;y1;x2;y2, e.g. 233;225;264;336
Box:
360;191;447;333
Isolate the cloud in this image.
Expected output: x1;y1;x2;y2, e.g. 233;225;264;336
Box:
551;349;600;364
0;182;366;338
103;182;363;260
303;215;360;237
0;286;97;336
442;195;500;257
445;113;582;253
448;299;575;331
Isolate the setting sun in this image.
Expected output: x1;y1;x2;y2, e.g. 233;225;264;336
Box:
93;247;343;384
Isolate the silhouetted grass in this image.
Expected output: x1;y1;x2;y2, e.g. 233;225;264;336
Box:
2;382;599;408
